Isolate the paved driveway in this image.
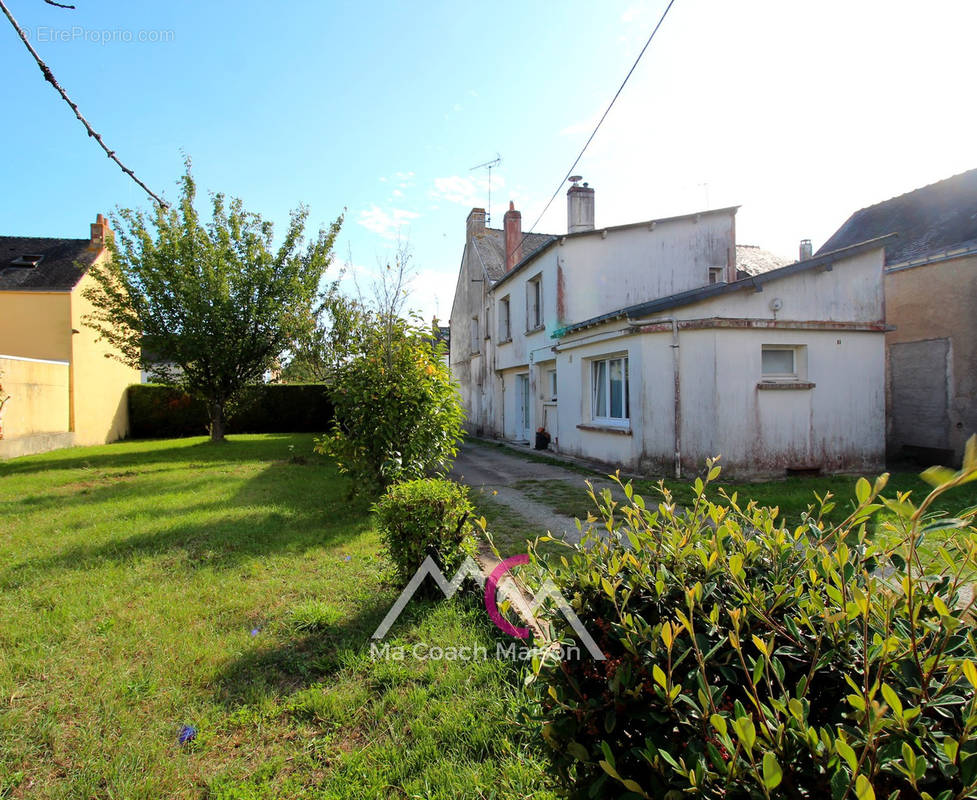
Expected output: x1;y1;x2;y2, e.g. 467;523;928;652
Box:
450;441;598;542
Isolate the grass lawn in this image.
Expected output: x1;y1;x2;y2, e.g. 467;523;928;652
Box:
514;470;977;530
0;435;556;799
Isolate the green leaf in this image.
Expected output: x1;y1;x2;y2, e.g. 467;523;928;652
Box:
762;752;783;789
710;714;727;737
599;759;621;780
855;477;871;504
962;660;977;689
855;774;875;800
653;664;668;689
921;466;957;488
733;717;756;752
836;739;858;773
881;683;903;718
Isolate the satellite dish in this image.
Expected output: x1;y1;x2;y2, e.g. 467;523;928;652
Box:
769;297;783;312
569;175;583;185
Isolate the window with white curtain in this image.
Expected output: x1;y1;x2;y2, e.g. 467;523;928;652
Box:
592;356;629;422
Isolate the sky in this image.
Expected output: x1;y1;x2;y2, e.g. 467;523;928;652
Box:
1;0;975;324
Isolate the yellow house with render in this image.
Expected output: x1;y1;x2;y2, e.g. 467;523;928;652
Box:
0;214;140;457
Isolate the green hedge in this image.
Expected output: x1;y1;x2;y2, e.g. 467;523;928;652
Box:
128;384;334;439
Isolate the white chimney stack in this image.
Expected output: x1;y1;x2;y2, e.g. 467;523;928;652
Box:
799;238;813;261
567;177;595;234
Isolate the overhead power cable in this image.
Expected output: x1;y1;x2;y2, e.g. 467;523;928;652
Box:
508;0;677;262
0;0;168;207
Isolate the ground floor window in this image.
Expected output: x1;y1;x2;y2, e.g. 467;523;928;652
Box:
761;345;805;380
592;356;629;422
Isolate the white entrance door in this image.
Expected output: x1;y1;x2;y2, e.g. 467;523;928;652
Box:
515;373;530;441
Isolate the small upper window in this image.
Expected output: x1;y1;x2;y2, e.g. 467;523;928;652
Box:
9;254;44;268
498;297;511;341
471;316;480;354
527;275;542;330
708;266;725;284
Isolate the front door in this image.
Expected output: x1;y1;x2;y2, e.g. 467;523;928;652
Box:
516;373;530;441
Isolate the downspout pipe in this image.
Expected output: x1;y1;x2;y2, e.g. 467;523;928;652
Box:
670;317;682;479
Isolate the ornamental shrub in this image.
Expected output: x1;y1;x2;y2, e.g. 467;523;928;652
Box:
316;318;464;494
524;442;977;799
373;478;475;586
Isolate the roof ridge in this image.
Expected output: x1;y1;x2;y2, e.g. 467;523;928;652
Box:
848;167;977;218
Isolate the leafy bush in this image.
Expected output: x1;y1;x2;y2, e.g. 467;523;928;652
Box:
128;384;334;438
317;318;464;493
373;478;475;585
524;443;977;799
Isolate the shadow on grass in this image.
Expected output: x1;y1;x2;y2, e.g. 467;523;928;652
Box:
214;595;460;708
0;434;310;479
0;451;376;588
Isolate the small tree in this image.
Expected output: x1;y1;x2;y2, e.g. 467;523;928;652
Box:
317;316;464;493
281;293;370;384
83;166;342;441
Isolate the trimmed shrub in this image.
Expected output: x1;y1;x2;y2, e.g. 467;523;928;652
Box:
373;478;475;586
524;445;977;799
128;384;334;439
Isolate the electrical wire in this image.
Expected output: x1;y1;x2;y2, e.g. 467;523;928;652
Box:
508;0;677;262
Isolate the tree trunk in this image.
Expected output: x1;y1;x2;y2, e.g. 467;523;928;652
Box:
208;399;226;443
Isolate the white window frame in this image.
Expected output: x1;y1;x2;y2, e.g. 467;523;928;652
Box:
708;266;725;285
498;296;511;342
526;274;542;331
547;368;557;401
591;355;629;424
761;345;804;381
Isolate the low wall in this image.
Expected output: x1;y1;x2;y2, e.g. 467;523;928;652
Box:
0;354;70;440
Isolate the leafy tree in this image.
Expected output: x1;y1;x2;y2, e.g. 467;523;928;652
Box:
83;166;342;441
316;316;464;494
280;293;370;384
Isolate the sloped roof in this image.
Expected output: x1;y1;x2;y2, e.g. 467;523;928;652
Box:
554;235;893;338
735;244;789;276
0;237;98;291
470;227;554;282
817;168;977;265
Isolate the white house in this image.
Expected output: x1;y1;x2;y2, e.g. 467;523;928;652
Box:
449;181;888;478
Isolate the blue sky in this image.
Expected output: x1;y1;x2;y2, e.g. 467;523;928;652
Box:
2;0;975;323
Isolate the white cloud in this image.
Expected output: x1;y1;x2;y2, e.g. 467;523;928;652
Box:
356;204;420;239
391;189;403;198
431;174;506;208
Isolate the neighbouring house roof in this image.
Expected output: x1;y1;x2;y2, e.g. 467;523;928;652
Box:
553;235;894;338
0;236;98;291
489;205;741;290
735;244;789;277
469;227;554;282
817;168;977;265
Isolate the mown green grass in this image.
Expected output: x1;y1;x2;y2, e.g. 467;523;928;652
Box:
514;469;977;532
0;435;555;799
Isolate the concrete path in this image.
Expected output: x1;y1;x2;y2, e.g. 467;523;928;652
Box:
450;440;601;545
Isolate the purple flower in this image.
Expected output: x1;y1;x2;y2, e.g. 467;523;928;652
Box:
178;725;197;745
344;555;351;562
250;627;260;637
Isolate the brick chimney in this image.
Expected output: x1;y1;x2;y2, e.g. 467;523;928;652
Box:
466;207;486;243
567;177;595;233
90;213;112;249
503;201;522;272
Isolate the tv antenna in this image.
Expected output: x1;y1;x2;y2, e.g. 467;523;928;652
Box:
470;153;501;225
